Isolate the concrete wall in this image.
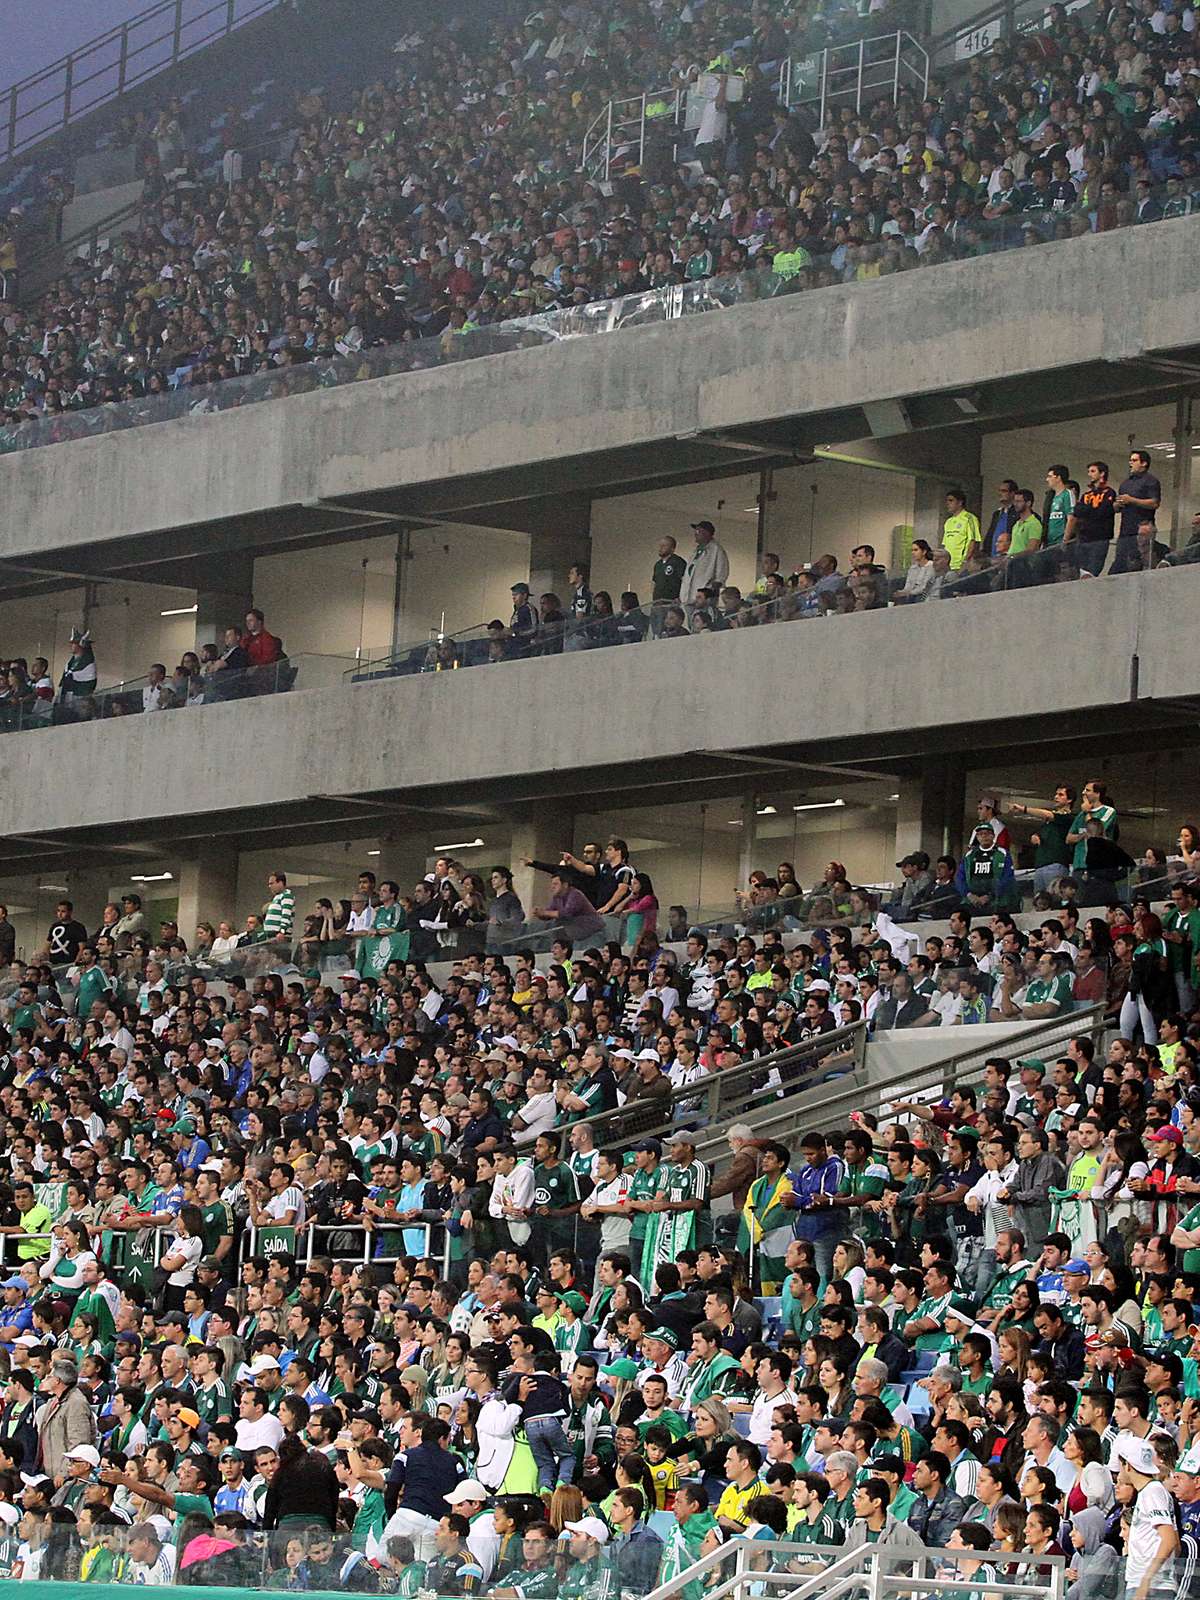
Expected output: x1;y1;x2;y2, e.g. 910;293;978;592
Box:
0;562;1181;840
2;218;1198;563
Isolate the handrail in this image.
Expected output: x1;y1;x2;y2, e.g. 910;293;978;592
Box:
718;1002;1107;1155
645;1539;1067;1600
0;0;286;169
565;1018;868;1152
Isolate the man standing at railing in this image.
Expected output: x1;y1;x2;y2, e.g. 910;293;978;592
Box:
680;520;730;607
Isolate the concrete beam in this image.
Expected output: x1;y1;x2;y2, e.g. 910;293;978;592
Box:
1;218;1199;568
0;566;1190;844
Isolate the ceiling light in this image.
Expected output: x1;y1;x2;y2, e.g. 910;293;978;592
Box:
130;872;174;883
793;799;846;812
888;793;900;801
366;850;381;857
160;604;199;616
756;805;777;816
38;883;69;892
432;837;484;852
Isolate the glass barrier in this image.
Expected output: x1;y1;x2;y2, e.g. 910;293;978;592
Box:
17;1520;626;1595
0;651;361;731
0;209;1189;458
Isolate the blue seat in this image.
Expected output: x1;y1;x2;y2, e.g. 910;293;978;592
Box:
733;1412;753;1437
906;1387;932;1417
757;1296;782;1320
648;1511;676;1541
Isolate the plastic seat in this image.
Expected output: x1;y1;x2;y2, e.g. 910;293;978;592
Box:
733;1412;753;1437
906;1387;932;1417
648;1511;676;1540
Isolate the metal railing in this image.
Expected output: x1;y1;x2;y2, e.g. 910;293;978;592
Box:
778;31;929;120
647;1541;1067;1600
0;0;287;167
708;1002;1107;1159
249;1220;453;1274
563;1020;870;1154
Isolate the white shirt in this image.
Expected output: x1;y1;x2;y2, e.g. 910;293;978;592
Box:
513;1091;558;1145
235;1412;285;1453
165;1232;203;1287
129;1544;177;1584
264;1184;305;1227
749;1385;798;1446
1126;1480;1177;1588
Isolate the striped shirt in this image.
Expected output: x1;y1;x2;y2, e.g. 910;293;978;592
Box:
263;888;295;937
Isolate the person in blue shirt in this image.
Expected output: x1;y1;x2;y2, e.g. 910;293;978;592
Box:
0;1275;34;1347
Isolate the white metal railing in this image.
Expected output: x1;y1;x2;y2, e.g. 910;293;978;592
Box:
777;31;929;121
248;1220;452;1275
645;1541;1066;1600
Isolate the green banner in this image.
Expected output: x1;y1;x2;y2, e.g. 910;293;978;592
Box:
255;1225;296;1259
355;928;410;978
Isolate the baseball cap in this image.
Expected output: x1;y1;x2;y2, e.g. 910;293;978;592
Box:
220;1448;242;1461
1148;1126;1184;1145
20;1474;52;1491
645;1325;680;1349
599;1359;640;1381
561;1292;588;1316
690;520;716;534
564;1517;610;1543
446;1480;490;1505
0;1504;18;1527
636;1049;661;1063
175;1408;201;1430
1114;1436;1158;1476
65;1445;100;1467
249;1354;281;1375
633;1139;662;1156
1062;1259;1090;1275
3;1275;26;1290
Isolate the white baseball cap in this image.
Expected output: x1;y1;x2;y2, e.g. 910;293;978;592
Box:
65;1445;101;1467
564;1517;609;1544
1115;1436;1158;1476
445;1480;489;1505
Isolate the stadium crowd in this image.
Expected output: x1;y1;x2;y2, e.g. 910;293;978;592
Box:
0;796;1199;1593
3;0;1200;433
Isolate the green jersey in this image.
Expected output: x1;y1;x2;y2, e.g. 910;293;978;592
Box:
1046;487;1073;545
627;1162;669;1243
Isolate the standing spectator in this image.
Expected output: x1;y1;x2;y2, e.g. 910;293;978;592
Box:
651;535;688;620
241;608;284;667
36;1356;97;1480
680;521;730;607
59;629;96;704
1065;461;1117;577
1114;448;1162;559
508;584;538;656
985;479;1019;556
941;490;981;570
1011;785;1076;895
263;872;295;944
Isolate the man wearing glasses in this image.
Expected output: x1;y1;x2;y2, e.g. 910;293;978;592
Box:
492;1521;559;1599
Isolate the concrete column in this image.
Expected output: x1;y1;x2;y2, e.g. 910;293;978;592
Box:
194;552;255;650
737;789;758;888
1171;395;1195;547
510;802;575;921
526;493;593;601
894;760;968;863
65;868;114;933
176;844;240;939
893;777;948;864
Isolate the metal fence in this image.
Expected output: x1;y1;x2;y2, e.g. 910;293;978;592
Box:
0;0;285;166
